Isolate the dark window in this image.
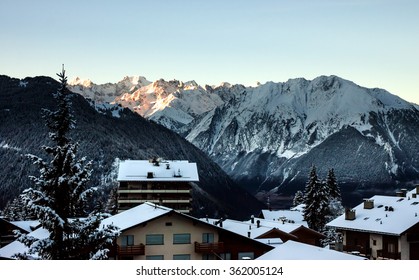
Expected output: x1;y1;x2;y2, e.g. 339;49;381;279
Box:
146;255;164;260
173;254;190;260
202;233;214;243
121;235;134;246
173;233;191;244
146;234;164;245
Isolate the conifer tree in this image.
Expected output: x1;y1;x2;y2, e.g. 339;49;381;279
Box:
292;190;305;206
325;168;344;222
303;165;330;232
326;168;341;200
16;67;119;259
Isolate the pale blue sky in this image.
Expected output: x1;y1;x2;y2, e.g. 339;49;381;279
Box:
1;0;418;104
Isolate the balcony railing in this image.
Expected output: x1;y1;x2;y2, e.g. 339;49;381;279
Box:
377;250;401;260
117;244;145;256
194;242;225;253
118;189;191;194
118;199;191;204
343;244;371;256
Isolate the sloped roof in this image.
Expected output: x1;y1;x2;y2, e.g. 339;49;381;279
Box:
10;220;40;233
0;227;49;259
260;209;307;226
256;240;367;260
117;160;199;182
327;188;419;235
101;202;171;231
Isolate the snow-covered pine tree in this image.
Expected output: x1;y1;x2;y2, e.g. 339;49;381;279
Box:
325;168;344;223
327;168;341;200
2;195;33;221
292;190;305;206
303;165;330;232
16;67;119;260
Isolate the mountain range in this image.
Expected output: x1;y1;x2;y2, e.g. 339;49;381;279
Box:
69;75;419;208
0;75;265;219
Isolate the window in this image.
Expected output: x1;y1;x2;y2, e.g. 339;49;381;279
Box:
173;233;191;244
219;253;231;260
173;254;190;260
121;235;134;246
202;254;216;260
202;233;214;243
146;234;164;245
238;252;254;260
146;255;164;260
388;243;395;253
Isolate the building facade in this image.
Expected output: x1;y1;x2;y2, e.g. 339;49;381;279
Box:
117;159;199;213
327;187;419;260
104;203;273;260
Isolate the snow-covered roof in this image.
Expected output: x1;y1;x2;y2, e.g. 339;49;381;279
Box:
10;220;40;233
327;188;419;235
0;227;49;259
256;240;367;260
117;160;199;182
101;202;172;231
201;218;279;240
260;209;307;226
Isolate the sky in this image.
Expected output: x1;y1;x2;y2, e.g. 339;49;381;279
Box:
1;0;418;104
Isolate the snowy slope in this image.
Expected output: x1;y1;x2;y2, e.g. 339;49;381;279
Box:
70;75;419;206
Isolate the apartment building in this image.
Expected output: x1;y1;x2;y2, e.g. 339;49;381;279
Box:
117;159;199;213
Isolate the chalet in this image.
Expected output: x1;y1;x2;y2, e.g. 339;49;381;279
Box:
326;186;419;260
103;202;273;260
117;159;199;213
1;203;273;260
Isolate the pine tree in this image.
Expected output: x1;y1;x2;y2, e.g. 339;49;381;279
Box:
2;195;33;221
292;190;305;206
326;168;341;200
303;165;330;232
325;168;344;223
16;67;119;259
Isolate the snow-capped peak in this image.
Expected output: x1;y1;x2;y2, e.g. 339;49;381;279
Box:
69;77;93;87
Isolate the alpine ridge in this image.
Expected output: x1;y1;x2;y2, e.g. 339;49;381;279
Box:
0;75;265;219
69;75;419;208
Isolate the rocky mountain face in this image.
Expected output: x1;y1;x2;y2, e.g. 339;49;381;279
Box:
0;75;265;219
69;75;419;208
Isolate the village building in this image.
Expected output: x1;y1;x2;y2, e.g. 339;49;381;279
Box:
0;203;273;260
116;159;199;213
202;215;324;247
326;187;419;260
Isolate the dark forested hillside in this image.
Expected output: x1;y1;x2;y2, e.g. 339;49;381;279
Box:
0;75;265;219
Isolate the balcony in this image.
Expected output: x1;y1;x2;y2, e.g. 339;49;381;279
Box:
195;242;225;253
343;244;371;257
118;189;191;194
377;250;401;260
117;244;145;257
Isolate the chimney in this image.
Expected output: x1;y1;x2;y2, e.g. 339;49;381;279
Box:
247;232;251;238
401;189;408;197
416;185;419;195
345;208;356;220
256;220;261;228
363;199;374;209
250;215;255;224
147;172;154;178
396;190;406;197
